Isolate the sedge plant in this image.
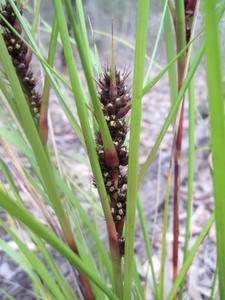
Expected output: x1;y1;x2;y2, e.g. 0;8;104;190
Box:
0;1;225;300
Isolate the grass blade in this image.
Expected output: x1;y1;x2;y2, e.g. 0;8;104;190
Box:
0;189;118;300
39;16;58;144
203;1;225;298
167;213;215;299
0;220;66;300
123;0;150;298
137;194;158;299
161;0;177;109
138;44;204;187
144;0;169;85
64;0;116;154
52;1;122;296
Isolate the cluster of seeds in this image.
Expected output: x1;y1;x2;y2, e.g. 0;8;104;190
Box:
0;1;41;125
96;68;130;255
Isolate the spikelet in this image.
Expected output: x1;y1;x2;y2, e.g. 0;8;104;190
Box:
95;67;130;255
0;1;41;126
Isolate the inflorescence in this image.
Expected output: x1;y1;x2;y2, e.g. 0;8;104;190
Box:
0;1;41;126
95;68;130;255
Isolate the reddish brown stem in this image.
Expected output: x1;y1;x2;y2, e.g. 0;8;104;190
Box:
172;0;197;287
107;223;121;265
173;99;185;291
186;0;197;11
39;111;48;146
173;3;197;299
67;238;95;300
106;214;123;298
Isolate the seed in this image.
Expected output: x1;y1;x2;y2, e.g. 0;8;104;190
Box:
118;131;124;137
98;150;104;160
117;202;122;208
115;97;126;108
106;103;114;113
117;104;130;118
33;107;38;114
120;147;127;156
119;193;126;202
111;207;115;214
10;38;15;44
119;120;124;127
116;138;122;145
124;93;130;101
105;115;110;121
110;121;116;127
104;172;109;178
121;153;128;165
15;43;21;50
106;181;112;187
118;209;123;216
18;63;26;70
121;184;127;194
114;141;119;148
109;186;115;193
116;215;121;221
8;46;13;52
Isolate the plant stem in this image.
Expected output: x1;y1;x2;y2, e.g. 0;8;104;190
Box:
39;16;58;145
167;213;215;300
31;0;43;37
159;138;175;300
173;3;186;296
0;26;93;299
138;43;204;188
64;0;119;167
173;3;199;298
210;263;218;300
175;0;186;89
123;0;150;298
137;194;159;299
178;53;195;300
203;0;225;298
161;0;177;126
0;190;118;300
52;1;122;298
168;0;176;23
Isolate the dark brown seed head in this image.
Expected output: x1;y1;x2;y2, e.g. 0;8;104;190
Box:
95;66;130;252
0;0;42;125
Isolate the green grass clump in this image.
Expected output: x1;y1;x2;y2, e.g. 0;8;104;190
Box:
0;1;224;299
